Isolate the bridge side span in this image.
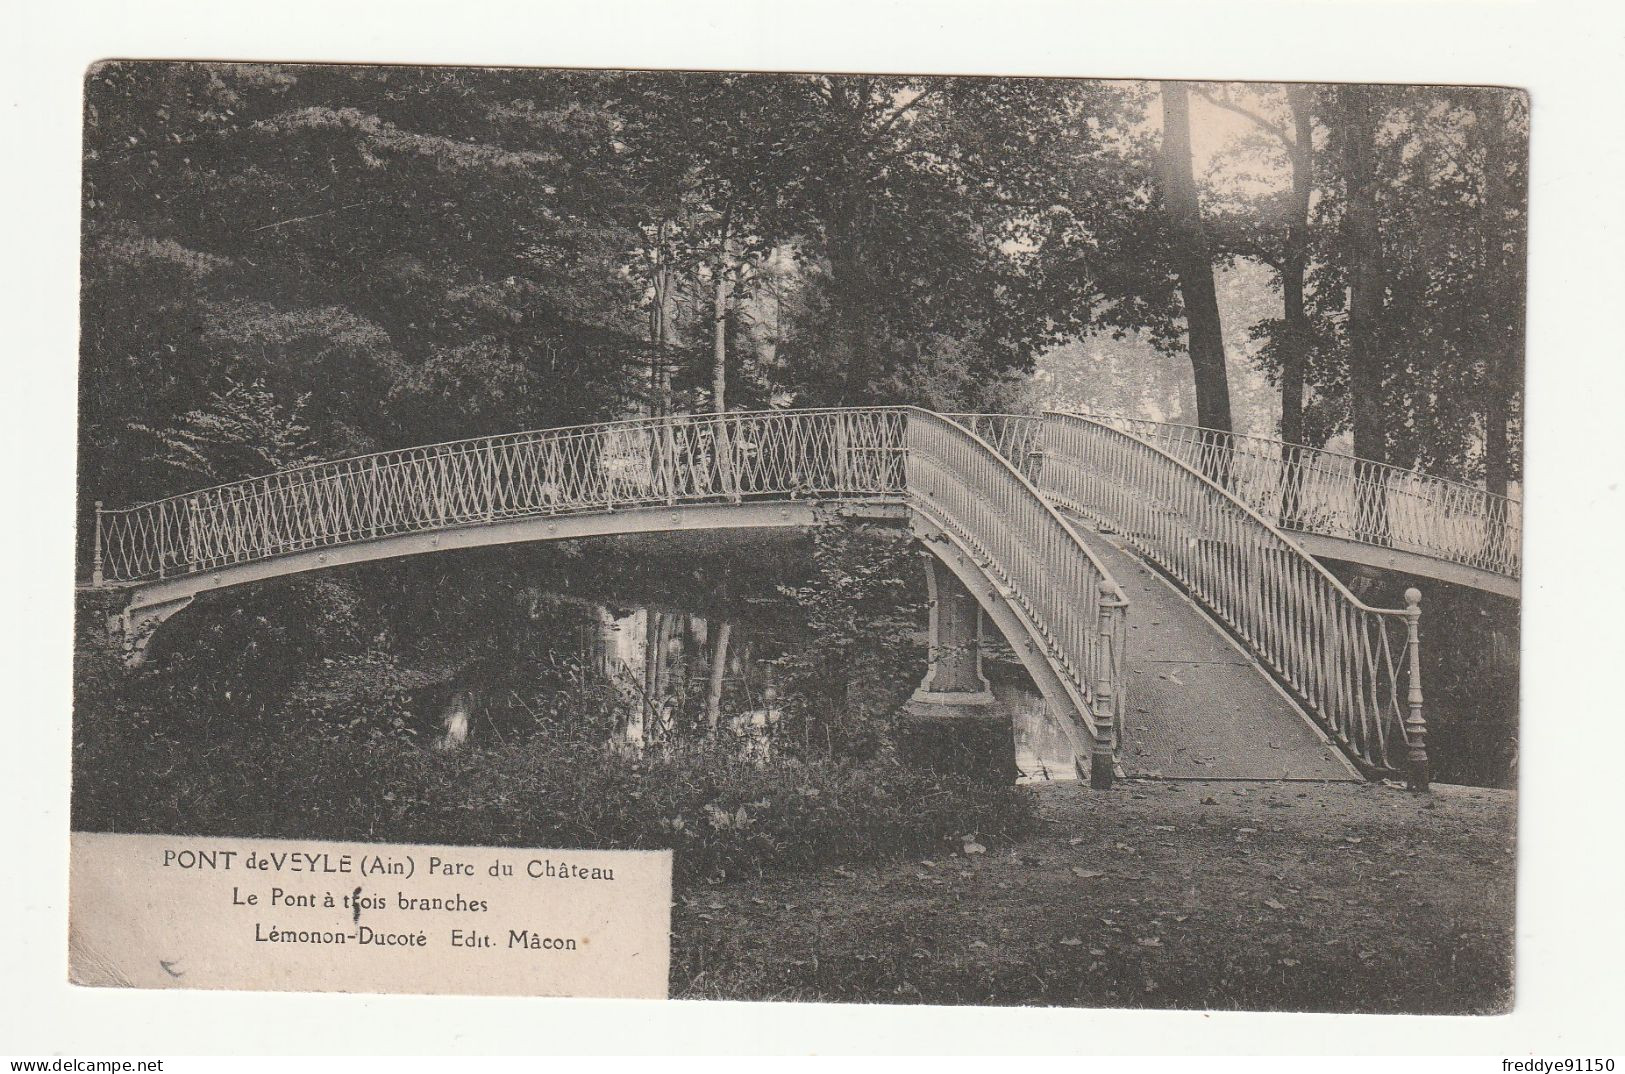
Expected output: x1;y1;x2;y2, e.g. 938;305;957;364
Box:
105;500;907;653
91;408;1133;782
1037;412;1428;787
1083;412;1521;589
95;408;911;586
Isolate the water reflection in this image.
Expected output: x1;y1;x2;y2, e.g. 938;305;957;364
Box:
436;584;1078;782
578;604;783;754
1002;680;1079;783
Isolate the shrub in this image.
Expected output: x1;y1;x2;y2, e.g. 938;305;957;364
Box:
71;707;1035;885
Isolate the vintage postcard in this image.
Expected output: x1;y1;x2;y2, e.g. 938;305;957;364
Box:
71;62;1522;1012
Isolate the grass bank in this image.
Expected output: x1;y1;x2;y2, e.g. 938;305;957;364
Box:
672;778;1515;1013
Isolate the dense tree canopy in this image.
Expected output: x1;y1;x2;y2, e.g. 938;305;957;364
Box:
80;65;1527;523
1186;82;1528;484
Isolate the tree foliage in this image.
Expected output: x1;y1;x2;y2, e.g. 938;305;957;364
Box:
1196;82;1528;483
81;65;1525;523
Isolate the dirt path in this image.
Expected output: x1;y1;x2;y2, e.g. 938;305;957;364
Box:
672;779;1515;1013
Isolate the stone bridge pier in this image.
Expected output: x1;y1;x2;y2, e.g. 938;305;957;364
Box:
896;554;1018;784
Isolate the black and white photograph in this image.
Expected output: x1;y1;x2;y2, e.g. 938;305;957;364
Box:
64;59;1530;1015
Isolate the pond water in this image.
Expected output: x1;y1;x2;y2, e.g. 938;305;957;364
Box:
1003;680;1080;783
138;528;1078;783
419;582;1072;782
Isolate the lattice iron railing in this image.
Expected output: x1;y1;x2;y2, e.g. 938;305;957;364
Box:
94;408;909;585
1082;414;1521;583
1036;413;1427;786
92;407;1131;781
947;413;1045;484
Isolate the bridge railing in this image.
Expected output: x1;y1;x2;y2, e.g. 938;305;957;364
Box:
946;413;1045;484
1038;413;1427;786
1081;413;1521;582
94;406;1134;782
910;411;1129;782
94;408;909;585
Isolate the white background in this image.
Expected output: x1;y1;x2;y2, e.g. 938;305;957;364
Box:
3;0;1623;1057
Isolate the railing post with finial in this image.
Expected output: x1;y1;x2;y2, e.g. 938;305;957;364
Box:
1404;587;1428;791
91;501;105;587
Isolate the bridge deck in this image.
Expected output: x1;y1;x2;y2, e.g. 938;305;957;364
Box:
1063;518;1360;782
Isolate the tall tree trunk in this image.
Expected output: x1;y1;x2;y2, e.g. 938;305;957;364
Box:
642;608;661;731
648;218;673;417
590;603;613;678
1477;93;1515;498
1335;84;1390;543
1278;85;1316;529
712;211;736;497
644;611;673;746
819;78;880;406
620;608;647;752
1160;81;1233;437
712;228;730;416
1337;84;1387;467
1280;85;1315;447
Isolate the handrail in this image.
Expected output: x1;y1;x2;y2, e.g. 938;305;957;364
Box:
100;406;918;519
1037;412;1427;787
1078;412;1521;582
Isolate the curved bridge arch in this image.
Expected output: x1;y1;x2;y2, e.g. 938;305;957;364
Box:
89;407;1133;784
105;498;909;656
